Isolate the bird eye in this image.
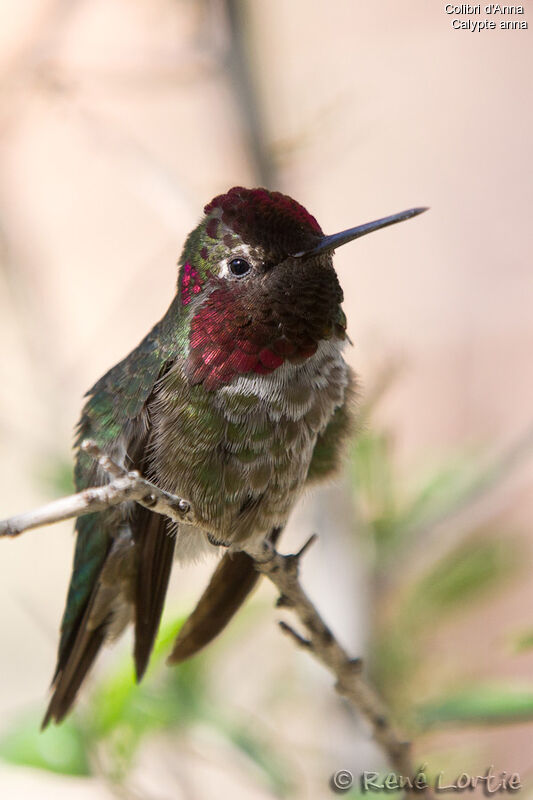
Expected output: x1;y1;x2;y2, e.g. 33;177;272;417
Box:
229;258;251;277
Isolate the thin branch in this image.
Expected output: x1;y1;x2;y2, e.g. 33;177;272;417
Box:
0;441;193;537
246;538;418;781
224;0;276;187
0;439;424;787
278;620;313;649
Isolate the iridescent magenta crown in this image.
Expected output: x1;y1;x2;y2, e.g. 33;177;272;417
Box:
204;186;323;257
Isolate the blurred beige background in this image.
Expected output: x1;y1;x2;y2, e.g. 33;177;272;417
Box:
0;1;532;798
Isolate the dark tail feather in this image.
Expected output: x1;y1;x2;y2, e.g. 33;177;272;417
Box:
42;602;108;728
168;526;283;664
134;509;176;681
44;507;175;725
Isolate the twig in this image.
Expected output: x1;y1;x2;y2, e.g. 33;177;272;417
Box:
224;0;276;187
0;440;194;537
246;536;419;781
0;441;424;787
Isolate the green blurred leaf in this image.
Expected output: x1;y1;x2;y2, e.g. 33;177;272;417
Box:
349;430;485;562
394;458;480;541
349;430;397;549
86;656;138;739
406;535;518;622
82;613;210;777
36;454;75;496
87;614;204;738
417;684;533;727
226;723;293;797
369;627;419;711
512;628;533;653
0;713;90;776
370;535;520;711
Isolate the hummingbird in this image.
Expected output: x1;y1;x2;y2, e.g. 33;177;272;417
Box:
43;187;426;726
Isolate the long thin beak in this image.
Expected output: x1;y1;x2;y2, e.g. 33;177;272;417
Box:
293;206;428;258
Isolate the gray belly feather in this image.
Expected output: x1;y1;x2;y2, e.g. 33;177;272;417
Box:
150;339;348;558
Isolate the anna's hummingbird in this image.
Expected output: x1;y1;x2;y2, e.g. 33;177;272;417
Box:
43;187;425;726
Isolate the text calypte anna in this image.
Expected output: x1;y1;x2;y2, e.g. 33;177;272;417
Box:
43;187;426;725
